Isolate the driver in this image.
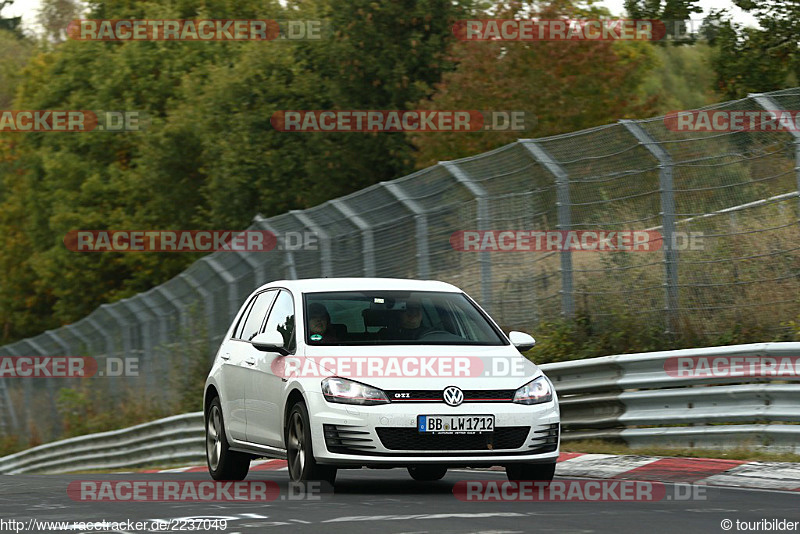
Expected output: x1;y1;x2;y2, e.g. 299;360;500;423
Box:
308;303;338;343
393;300;432;340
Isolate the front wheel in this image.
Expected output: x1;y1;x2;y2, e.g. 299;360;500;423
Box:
407;465;447;481
285;401;337;487
206;398;250;480
505;462;556;483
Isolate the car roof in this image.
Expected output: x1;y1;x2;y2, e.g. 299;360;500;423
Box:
254;277;462;295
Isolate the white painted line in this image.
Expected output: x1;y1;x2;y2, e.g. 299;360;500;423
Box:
323;513;527;523
158;466;194;473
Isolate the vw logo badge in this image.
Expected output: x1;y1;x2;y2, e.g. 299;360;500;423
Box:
443;386;464;407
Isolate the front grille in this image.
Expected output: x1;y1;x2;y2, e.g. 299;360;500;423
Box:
528;423;559;453
323;424;377;453
376;426;529;451
386;389;516;403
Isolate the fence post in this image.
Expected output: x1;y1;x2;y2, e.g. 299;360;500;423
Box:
119;297;159;391
254;217;297;280
521;140;574;319
179;272;221;367
750;93;800;215
0;375;16;435
291;210;332;278
621;119;678;336
440;161;493;313
20;339;60;439
330;199;376;277
98;304;130;359
382;182;430;279
202;257;240;335
4;345;29;435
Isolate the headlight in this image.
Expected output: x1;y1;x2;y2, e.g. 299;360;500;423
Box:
321;377;390;406
513;376;553;405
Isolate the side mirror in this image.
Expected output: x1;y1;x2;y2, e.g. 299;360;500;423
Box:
509;331;536;352
251;331;289;355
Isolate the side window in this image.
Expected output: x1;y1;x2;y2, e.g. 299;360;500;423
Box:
238;290;277;341
233;298;257;339
263;290;296;352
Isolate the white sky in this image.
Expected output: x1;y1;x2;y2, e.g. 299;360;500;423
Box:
2;0;761;35
597;0;760;27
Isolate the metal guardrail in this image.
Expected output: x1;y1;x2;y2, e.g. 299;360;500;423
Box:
0;413;204;475
1;342;799;474
545;342;800;454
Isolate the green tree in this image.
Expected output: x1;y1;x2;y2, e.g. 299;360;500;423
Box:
38;0;84;43
639;42;721;114
707;1;799;98
410;1;660;167
0;0;22;35
624;0;703;45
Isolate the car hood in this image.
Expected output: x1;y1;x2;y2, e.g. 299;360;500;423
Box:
297;344;542;391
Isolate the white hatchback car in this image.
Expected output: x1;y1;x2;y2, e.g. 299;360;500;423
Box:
204;278;560;487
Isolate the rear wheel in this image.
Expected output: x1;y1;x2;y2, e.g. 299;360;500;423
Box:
407;465;448;481
505;462;556;483
286;401;337;487
206;398;250;480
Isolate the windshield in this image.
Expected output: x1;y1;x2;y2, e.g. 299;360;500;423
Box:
303;291;506;346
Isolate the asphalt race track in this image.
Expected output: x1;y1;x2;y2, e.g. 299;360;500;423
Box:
2;468;799;533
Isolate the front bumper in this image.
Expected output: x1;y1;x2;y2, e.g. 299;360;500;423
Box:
305;391;560;467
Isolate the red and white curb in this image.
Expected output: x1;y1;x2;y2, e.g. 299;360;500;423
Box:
140;453;800;491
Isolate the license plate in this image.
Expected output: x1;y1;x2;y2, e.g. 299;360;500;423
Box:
417;415;494;434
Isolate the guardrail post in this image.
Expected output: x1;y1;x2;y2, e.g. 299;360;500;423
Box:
330;199;376;277
382;182;430;279
521;140;574;319
751;93;800;216
621;120;678;337
440;161;493;313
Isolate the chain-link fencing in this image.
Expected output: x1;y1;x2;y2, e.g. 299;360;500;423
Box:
1;89;798;440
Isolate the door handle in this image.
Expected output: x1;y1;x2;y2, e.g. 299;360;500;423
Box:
246;356;256;366
221;353;231;361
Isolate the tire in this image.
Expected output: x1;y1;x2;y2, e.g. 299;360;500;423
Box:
206;397;250;481
407;465;447;481
505;462;556;483
285;401;337;487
